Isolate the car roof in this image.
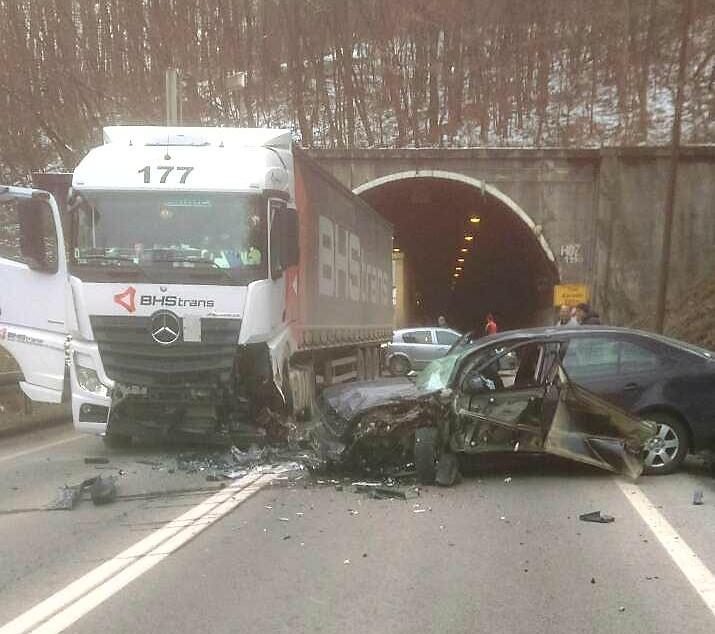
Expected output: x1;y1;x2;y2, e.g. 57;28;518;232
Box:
395;326;460;334
457;325;713;359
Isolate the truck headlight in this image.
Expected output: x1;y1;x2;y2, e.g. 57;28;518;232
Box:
76;365;107;396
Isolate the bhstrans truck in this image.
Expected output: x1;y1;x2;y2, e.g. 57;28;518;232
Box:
0;127;393;444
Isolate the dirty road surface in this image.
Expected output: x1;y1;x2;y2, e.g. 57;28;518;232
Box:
1;424;715;634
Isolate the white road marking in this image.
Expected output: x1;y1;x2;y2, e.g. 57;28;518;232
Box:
0;435;83;465
616;478;715;618
0;470;277;634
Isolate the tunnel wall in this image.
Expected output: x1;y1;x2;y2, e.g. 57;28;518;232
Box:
309;147;715;329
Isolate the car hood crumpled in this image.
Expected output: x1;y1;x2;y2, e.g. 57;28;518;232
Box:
319;377;425;423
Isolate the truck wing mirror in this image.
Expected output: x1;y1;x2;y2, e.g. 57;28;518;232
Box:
18;198;58;274
270;202;299;279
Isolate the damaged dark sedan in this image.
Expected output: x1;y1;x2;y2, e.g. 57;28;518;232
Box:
314;329;661;484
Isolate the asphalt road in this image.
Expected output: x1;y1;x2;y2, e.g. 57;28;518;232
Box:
1;424;714;633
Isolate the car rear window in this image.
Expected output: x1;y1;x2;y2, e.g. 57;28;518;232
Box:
436;330;459;345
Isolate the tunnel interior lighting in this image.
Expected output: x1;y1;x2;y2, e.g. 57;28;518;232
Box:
457;258;465;263
392;248;401;253
453;273;460;278
464;235;474;241
455;266;463;271
461;248;468;253
469;216;481;224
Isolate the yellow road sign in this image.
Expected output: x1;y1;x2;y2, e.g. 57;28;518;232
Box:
553;284;589;307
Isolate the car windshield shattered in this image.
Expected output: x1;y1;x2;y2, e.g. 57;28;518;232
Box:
71;191;267;284
414;352;460;391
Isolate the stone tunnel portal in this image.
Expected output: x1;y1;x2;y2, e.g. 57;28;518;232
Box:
357;173;560;333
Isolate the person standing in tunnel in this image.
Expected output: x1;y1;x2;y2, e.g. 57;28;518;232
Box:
484;313;498;336
437;315;448;328
575;303;601;325
556;304;578;326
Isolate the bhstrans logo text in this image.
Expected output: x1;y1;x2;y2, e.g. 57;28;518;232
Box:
140;295;215;309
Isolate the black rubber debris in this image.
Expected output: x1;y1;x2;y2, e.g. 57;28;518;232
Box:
579;511;615;523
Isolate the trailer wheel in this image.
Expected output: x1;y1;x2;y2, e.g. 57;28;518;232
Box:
414;427;439;484
389;355;411;376
103;432;132;449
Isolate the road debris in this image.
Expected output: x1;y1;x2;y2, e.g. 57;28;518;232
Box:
343;559;350;565
89;476;117;505
84;457;110;465
579;511;615;523
48;476;117;510
278;517;290;522
693;490;704;505
504;476;512;484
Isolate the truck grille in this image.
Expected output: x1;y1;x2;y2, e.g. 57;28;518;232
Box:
90;316;240;386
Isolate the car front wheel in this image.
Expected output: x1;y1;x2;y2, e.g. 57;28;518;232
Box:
642;413;689;475
414;427;440;484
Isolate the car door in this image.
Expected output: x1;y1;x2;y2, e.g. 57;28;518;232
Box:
562;334;667;411
435;328;460;357
400;329;434;369
0;187;68;402
544;367;656;479
457;341;561;445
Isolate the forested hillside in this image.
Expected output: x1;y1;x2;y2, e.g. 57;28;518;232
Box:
1;0;713;181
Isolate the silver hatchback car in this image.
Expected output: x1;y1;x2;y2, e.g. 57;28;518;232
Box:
383;327;461;375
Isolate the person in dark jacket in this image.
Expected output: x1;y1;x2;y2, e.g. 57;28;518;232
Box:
575;303;601;325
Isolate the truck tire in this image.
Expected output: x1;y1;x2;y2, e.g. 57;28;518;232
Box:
415;427;439;484
642;412;689;475
103;432;132;449
389;355;411;377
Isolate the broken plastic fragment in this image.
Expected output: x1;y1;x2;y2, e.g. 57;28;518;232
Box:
579;511;615;523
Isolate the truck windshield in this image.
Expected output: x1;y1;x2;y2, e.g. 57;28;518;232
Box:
71;191;267;284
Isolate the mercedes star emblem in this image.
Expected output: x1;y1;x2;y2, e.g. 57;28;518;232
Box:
150;310;181;346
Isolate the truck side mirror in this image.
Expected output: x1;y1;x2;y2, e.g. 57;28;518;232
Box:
18;198;58;274
270;201;299;279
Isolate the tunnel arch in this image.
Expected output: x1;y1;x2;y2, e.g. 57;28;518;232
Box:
354;170;558;266
354;170;561;332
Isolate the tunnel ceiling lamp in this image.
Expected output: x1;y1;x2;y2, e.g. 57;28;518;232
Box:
392;248;401;253
455;267;463;272
457;257;465;263
460;248;468;253
453;273;460;278
464;235;474;241
469;216;481;224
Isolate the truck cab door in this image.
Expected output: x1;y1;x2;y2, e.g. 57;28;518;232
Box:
0;187;68;403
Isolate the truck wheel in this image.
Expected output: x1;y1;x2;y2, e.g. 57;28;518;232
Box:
103;432;132;449
389;355;411;376
642;412;689;475
415;427;439;484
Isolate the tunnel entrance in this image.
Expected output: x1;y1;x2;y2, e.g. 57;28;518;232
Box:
357;172;559;333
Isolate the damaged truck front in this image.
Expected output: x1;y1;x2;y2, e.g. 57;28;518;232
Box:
315;336;656;482
0;127;393;445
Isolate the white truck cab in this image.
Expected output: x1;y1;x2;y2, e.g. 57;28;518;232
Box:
1;126;391;445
